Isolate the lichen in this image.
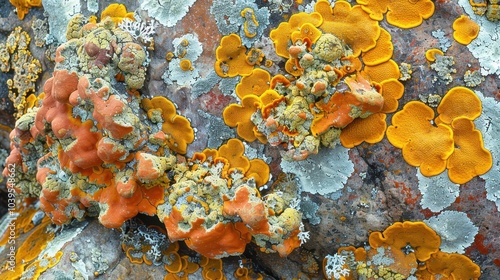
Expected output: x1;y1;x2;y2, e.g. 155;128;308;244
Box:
118;13;158;46
417;169;459;212
140;0;197;28
431;29;452;52
210;0;270;47
425;211;478;254
280;146;354;195
0;26;42;117
458;0;500;76
429;54;456;84
42;0;81;43
463;69;485;87
398;62;412;81
475;90;500;209
163;33;203;86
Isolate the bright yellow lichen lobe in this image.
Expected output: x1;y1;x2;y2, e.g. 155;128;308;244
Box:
142;96;194;154
241;7;259;38
9;0;42;20
330;221;481;279
357;0;435;28
453;15;480;45
215;34;254;77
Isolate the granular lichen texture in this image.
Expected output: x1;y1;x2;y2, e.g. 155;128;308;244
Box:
0;0;499;279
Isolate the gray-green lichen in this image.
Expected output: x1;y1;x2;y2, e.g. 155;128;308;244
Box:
464;69;484;87
430;54;456;85
163;33;203;86
431;29;451;52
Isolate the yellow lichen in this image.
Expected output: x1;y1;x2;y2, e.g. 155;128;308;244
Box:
8;0;42;20
386;101;455;176
357;0;435;28
100;3;135;24
315;0;381;57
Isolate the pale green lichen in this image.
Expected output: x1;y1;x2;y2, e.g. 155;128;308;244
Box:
458;0;500;76
140;0;197;28
281;146;354;195
431;29;452;52
210;0;270;47
430;54;456;84
475;90;500;209
425;211;478;254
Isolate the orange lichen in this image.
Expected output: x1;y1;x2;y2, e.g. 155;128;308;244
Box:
223;186;269;234
369;221;440;262
357;0;435;28
447;117;492;184
425;48;444;62
285;58;303;76
215;34;254;77
8;0;42;20
386;101;454;176
311;90;380;135
423;251;481;279
435;86;482;125
315;0;381;57
270;12;323;58
235;68;271;99
340;113;387;148
164;251;183;273
333;221;480;279
453;15;480;45
245;48;265;66
142;96;194;154
223;95;261;142
361;28;394;66
100;3;135;24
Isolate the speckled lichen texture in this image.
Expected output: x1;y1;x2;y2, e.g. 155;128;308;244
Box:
0;0;499;279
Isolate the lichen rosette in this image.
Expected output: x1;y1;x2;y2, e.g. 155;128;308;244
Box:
223;0;406;161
